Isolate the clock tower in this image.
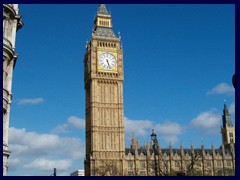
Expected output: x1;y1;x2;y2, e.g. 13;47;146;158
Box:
84;4;125;176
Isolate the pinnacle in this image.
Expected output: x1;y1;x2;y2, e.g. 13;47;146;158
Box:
97;4;110;16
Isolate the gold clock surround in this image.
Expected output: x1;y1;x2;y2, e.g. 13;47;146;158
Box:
97;50;118;73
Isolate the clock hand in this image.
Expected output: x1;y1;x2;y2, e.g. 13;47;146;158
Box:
106;59;110;68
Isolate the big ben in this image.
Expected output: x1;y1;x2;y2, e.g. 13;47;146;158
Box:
84;4;125;176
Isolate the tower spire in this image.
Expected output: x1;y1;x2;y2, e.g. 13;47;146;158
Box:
221;101;235;147
222;101;233;127
92;4;116;38
97;4;110;16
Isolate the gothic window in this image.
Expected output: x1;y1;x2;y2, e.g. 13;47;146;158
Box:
229;132;233;137
217;161;221;167
101;133;104;150
103;85;106;102
128;161;133;169
227;161;231;166
140;161;145;168
207;161;211;167
175;161;179;167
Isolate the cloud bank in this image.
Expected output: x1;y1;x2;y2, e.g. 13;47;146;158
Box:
124;117;184;145
8;127;84;175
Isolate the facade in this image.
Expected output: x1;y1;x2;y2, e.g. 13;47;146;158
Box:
123;102;235;176
70;169;85;176
3;4;23;176
84;4;125;176
84;4;235;176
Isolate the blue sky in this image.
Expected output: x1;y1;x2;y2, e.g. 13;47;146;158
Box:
8;4;235;176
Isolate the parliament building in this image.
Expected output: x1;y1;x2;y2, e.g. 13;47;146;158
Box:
84;4;235;176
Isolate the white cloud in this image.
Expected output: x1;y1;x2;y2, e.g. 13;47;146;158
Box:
154;121;184;145
124;117;184;146
8;127;85;175
51;116;85;134
207;83;234;96
190;109;221;131
155;121;183;135
8;158;21;171
51;124;69;134
68;116;85;129
9;127;84;159
24;158;72;171
16;98;45;105
124;117;153;137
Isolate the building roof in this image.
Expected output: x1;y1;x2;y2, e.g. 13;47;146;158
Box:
125;147;233;156
92;27;116;38
92;4;117;39
97;4;110;16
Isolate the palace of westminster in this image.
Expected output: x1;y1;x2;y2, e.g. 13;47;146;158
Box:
3;4;235;176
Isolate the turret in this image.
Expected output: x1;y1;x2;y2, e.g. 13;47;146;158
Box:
221;102;235;148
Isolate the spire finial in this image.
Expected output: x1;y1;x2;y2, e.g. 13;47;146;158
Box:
224;99;227;106
211;137;214;147
180;139;183;149
169;137;172;146
224;99;228;109
131;132;135;142
191;139;194;149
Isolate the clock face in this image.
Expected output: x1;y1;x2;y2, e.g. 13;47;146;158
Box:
99;52;117;70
